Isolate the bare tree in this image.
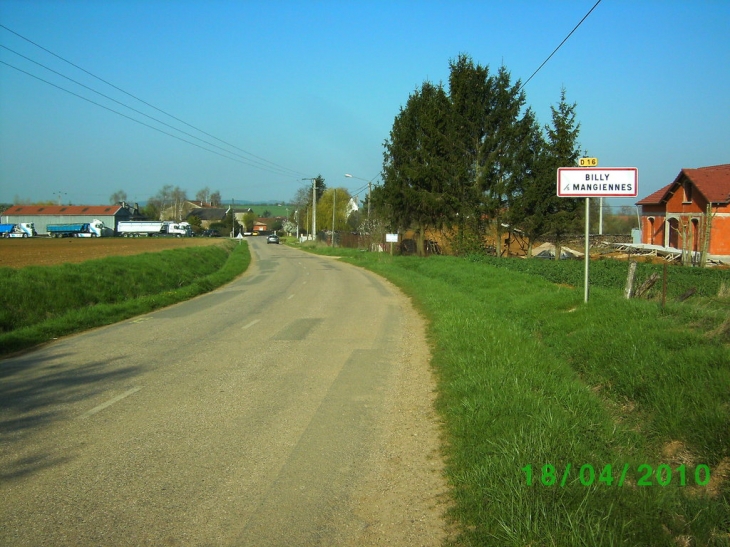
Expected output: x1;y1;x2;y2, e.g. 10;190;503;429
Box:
195;187;210;204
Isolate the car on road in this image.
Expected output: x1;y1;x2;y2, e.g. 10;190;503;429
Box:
200;229;221;237
267;234;280;244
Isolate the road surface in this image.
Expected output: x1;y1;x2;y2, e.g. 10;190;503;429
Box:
1;238;448;546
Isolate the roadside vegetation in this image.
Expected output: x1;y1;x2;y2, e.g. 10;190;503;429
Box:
0;240;250;357
301;243;730;546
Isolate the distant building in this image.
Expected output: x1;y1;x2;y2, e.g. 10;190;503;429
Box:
0;203;136;235
636;164;730;260
186;206;228;228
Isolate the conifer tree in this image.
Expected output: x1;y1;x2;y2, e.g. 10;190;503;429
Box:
379;81;452;256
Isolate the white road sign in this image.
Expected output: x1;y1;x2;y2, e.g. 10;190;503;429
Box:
557;167;638;197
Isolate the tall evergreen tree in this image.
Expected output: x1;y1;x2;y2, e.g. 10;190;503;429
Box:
477;66;535;257
541;88;583;259
447;54;492;252
379;81;452;256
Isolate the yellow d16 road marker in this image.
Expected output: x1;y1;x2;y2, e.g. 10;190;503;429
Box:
579;157;599;166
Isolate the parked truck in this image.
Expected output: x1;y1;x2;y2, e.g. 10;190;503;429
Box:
46;219;106;238
116;221;192;237
0;222;37;238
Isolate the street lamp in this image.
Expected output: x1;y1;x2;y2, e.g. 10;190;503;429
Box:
344;173;378;221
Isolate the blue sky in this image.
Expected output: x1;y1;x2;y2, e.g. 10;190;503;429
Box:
0;0;728;209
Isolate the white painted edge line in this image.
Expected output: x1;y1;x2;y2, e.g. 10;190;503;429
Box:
80;386;142;419
243;319;261;330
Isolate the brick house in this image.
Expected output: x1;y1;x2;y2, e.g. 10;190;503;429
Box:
636;164;730;260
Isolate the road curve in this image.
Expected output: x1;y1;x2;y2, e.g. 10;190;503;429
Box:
0;238;448;546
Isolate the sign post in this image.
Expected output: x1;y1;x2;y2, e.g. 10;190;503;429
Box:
386;233;399;256
557;165;638;303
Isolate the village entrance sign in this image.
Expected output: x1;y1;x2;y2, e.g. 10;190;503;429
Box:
557;164;639;302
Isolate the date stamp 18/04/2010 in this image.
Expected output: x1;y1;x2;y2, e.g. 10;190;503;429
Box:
522;464;711;487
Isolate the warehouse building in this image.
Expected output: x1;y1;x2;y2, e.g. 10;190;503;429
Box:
0;203;138;235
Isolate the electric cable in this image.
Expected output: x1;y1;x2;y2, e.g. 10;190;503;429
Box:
0;44;303;178
0;60;297;173
0;23;306;178
519;0;602;91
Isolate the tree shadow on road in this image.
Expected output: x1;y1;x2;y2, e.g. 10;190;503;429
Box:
0;351;143;478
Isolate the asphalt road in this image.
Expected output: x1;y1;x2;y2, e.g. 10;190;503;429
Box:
0;238;440;546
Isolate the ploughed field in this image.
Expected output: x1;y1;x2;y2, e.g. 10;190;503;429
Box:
0;236;227;268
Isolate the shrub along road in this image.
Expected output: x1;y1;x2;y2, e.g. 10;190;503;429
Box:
0;238;448;546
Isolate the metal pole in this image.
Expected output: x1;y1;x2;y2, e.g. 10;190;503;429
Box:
584;197;590;303
312;179;317;241
332;188;336;247
368;182;371;221
599;197;603;235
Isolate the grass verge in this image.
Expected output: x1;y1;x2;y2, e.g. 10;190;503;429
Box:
300;245;730;546
0;240;250;357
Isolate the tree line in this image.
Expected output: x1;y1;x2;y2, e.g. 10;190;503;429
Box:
109;186;222;220
372;54;585;257
289;176;362;235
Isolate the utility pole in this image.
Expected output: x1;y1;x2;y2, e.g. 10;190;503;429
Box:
368;181;371;221
303;177;318;241
332;188;336;247
599;197;604;235
312;180;316;241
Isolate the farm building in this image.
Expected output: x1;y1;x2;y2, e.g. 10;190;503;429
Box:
1;203;137;235
186;206;228;228
636;164;730;262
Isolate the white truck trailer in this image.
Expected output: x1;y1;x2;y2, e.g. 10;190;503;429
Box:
0;222;37;238
117;221;192;237
46;219;107;238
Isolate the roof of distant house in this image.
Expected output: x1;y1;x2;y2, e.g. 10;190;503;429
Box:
637;164;730;205
2;205;123;215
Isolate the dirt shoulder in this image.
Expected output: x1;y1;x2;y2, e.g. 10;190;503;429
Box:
339;278;454;546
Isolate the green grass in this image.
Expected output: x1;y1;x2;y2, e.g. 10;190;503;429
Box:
240;204;290;218
466;254;728;299
300;246;730;546
0;240;250;357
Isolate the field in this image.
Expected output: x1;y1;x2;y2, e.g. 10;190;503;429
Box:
0;236;226;269
0;239;250;356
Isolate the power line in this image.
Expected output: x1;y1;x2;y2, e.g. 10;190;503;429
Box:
0;60;292;170
0;23;306;178
519;0;602;91
0;45;303;178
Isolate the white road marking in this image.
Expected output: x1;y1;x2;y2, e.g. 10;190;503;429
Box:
243;319;261;330
80;387;142;418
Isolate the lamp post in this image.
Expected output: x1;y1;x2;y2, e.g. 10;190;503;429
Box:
344;173;378;221
332;188;336;247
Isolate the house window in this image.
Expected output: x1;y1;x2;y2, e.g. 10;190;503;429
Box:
683;182;693;203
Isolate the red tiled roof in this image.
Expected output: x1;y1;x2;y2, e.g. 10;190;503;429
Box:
636;183;673;205
636;164;730;205
2;205;122;215
682;164;730;203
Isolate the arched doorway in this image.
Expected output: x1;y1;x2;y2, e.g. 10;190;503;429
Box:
667;217;680;249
